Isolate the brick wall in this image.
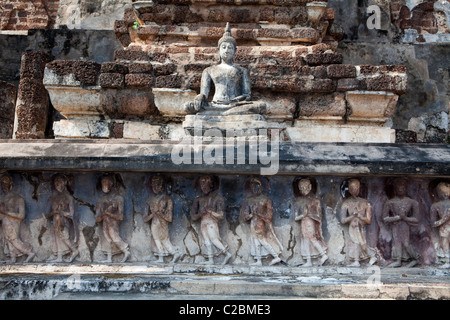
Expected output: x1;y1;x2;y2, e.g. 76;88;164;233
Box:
0;0;60;30
390;0;441;35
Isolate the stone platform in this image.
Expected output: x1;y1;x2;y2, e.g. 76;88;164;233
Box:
0;263;449;300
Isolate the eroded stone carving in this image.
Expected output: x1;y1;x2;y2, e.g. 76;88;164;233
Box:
184;23;266;116
430;181;450;268
241;177;282;266
340;178;378;267
95;173;130;263
46;174;79;263
144;175;181;264
293;178;328;267
191;175;232;265
382;178;421;268
0;174;35;263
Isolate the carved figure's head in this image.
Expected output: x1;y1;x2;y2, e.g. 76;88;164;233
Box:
0;174;13;193
298;178;312;196
348;178;361;198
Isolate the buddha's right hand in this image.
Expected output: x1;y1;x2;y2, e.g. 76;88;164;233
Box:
193;94;205;112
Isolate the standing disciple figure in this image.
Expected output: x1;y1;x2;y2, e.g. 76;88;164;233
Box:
0;174;35;263
382;178;420;268
241;177;282;266
430;181;450;268
340;178;377;267
191;175;232;265
144;175;181;264
185;22;266;116
46;173;79;263
95;174;130;263
293;178;328;267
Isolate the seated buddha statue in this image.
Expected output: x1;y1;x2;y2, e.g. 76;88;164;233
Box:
184;23;266;116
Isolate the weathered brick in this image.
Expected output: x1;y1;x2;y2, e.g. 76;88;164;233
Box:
311;43;331;54
15;78;49;139
305;53;343;66
101;62;129;74
311;65;328;79
271;77;307;92
327;64;356;78
114;49;150;62
365;75;407;94
359;65;379;74
99;73;125;88
155;75;183;88
149;52;170;63
111;122;124;139
126;62;153;74
125;73;154;88
166;46;190;54
298;92;347;118
153;63;177;76
336;78;362;91
229;8;252;23
311;79;336;92
46;60;101;86
114;20;129;34
290;28;320;42
379;65;407;73
256;28;290;38
184;63;210;73
20;51;52;80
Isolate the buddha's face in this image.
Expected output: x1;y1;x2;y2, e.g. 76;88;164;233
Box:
219;41;236;63
298;179;312;196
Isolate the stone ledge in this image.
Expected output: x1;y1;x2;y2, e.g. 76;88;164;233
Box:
0;140;448;176
0;264;448;300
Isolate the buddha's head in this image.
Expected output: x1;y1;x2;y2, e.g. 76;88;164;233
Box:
218;23;237;63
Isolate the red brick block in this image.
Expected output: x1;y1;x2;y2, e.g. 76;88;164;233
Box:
155;75;183;88
101;62;129;74
99;73;125;89
327;64;356;78
126;62;153;74
114;49;150;62
305;53;343;66
125;74;154;88
46;60;101;86
153;63;177;76
365;75;407;94
311;79;336;92
336;78;362;91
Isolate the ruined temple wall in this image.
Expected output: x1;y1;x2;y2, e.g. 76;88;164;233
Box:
0;0;448;142
328;0;449;143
